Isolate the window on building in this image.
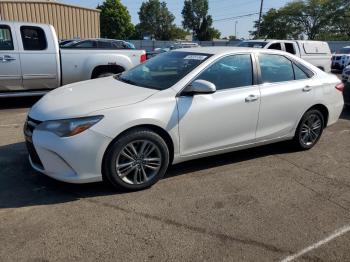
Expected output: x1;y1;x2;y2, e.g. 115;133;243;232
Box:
20;26;47;51
196;54;253;90
0;25;14;50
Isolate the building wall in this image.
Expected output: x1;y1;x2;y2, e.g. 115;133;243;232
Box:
0;0;100;40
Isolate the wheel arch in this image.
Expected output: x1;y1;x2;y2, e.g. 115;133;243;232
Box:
91;65;125;79
101;124;175;179
296;104;329;133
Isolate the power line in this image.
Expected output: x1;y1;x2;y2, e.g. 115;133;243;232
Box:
213;12;260;22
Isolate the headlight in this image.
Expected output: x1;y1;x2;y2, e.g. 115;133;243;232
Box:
37;115;103;137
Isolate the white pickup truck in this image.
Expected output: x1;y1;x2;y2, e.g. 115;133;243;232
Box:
238;39;332;72
0;21;146;97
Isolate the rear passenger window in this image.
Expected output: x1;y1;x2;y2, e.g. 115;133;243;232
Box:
0;25;14;50
293;64;309;80
20;26;47;50
268;43;282;50
196;54;253;90
285;43;296;54
259;54;294;83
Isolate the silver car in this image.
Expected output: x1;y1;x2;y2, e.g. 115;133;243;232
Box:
26;47;344;191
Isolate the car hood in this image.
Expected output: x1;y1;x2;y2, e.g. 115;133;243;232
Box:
29;76;158;121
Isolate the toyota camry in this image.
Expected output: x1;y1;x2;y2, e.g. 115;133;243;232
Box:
24;47;344;190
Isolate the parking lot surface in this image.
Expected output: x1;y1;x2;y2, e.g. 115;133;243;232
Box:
0;97;349;262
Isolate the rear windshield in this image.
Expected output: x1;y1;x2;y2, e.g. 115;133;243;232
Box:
116;51;212;90
238;41;268;48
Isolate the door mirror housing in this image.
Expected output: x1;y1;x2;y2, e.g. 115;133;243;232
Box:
183;79;216;95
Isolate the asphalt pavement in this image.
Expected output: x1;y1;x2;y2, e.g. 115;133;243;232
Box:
0;97;349;262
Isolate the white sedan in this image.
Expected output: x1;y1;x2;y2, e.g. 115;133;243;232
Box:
24;47;344;191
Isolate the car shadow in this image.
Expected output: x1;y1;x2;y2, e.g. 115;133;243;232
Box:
0;140;299;209
340;106;350;120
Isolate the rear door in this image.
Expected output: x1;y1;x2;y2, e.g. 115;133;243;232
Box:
0;23;22;92
255;53;316;141
15;24;60;90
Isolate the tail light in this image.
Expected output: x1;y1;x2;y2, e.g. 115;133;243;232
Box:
335;82;344;92
140;54;146;63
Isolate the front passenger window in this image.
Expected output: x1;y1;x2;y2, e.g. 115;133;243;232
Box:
196;54;253;90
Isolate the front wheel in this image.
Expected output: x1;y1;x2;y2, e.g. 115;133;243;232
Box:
103;129;170;191
292;109;325;150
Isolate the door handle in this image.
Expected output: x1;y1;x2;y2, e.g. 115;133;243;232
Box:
302;85;312;92
245;94;259;103
0;55;16;62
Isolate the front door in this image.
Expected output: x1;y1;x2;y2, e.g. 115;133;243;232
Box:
177;54;260;156
0;24;22;92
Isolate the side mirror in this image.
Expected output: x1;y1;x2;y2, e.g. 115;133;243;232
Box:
183;79;216;95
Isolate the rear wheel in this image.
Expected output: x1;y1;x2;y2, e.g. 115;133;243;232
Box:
292;109;324;150
103;129;170;191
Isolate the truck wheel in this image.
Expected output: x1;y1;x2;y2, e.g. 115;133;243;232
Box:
97;72;115;78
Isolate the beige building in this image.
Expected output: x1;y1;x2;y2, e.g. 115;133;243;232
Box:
0;0;100;40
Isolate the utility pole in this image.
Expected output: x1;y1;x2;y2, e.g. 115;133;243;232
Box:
257;0;264;38
235;21;238;39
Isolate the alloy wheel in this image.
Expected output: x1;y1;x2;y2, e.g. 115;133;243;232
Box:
116;140;162;185
300;113;323;146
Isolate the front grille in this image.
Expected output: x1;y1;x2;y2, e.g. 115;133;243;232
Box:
24;116;44;169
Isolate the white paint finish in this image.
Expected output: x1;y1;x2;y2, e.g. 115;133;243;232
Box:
177;86;260;156
0;21;145;96
26;47;344;184
281;225;350;262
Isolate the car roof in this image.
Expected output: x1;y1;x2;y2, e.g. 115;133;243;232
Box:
172;46;282;55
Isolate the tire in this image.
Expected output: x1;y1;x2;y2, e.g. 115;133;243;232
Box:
103;128;170;191
292;109;325;150
97;72;115;78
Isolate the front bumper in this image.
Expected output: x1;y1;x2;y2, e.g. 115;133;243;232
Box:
24;118;112;184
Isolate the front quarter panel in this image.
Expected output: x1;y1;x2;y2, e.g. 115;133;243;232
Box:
90;88;180;160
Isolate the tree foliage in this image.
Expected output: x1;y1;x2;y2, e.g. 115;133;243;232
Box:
97;0;134;39
182;0;221;40
251;0;350;40
134;0;188;40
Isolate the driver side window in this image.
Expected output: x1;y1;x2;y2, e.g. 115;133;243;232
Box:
195;54;253;90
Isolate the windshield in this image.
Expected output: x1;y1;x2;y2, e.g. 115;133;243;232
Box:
238;41;268;48
336;48;350;54
116;51;212;90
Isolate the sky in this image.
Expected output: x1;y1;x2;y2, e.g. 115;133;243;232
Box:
61;0;291;39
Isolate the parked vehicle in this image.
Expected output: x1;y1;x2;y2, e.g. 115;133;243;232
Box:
331;46;350;71
0;22;146;97
147;42;200;59
24;47;344;190
62;39;135;49
59;39;80;47
342;65;350;82
238;39;332;72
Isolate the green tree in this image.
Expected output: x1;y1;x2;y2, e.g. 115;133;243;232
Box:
250;8;302;39
97;0;134;39
135;0;187;40
182;0;221;40
251;0;350;40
